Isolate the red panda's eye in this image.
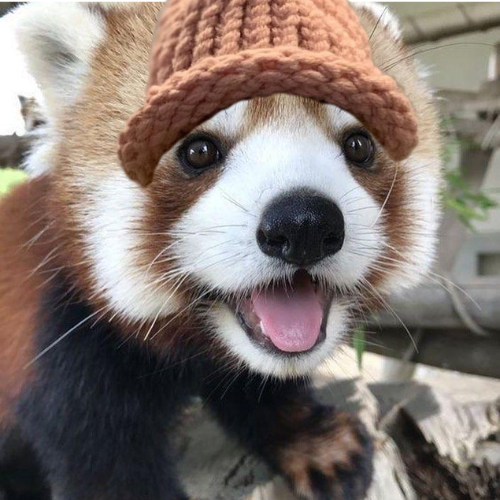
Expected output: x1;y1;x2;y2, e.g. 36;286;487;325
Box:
343;132;375;168
180;136;222;173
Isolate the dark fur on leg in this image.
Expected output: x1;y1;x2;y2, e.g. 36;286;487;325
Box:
15;277;194;500
0;426;50;500
202;373;373;500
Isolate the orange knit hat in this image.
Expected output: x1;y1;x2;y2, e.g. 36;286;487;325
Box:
118;0;418;186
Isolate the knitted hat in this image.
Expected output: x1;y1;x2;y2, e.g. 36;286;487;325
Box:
118;0;418;186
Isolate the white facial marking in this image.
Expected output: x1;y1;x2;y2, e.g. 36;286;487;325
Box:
86;171;180;322
202;101;248;137
174;108;383;294
173;103;386;375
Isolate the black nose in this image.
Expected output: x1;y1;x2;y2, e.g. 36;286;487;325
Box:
257;191;345;267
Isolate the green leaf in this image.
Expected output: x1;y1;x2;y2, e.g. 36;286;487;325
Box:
353;326;366;370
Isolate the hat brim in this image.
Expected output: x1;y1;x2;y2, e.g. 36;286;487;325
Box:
118;47;418;186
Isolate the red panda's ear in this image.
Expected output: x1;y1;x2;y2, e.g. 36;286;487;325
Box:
10;3;106;122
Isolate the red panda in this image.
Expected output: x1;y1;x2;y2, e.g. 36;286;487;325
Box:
0;3;441;500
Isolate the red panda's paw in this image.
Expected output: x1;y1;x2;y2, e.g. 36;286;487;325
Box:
272;409;374;500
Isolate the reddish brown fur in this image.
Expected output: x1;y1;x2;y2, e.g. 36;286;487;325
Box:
0;177;53;426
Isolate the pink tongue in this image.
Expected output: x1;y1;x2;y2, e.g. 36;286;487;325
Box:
251;274;323;353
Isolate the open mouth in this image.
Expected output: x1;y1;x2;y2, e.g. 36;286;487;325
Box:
228;270;331;355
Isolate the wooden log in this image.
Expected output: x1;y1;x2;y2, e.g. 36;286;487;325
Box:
371;383;500;500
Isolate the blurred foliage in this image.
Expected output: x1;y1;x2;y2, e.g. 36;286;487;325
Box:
0;168;27;195
443;169;498;230
441;119;498;231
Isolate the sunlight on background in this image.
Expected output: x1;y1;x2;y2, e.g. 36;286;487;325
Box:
0;13;41;136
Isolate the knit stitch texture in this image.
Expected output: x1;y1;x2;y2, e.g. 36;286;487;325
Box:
118;0;418;186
